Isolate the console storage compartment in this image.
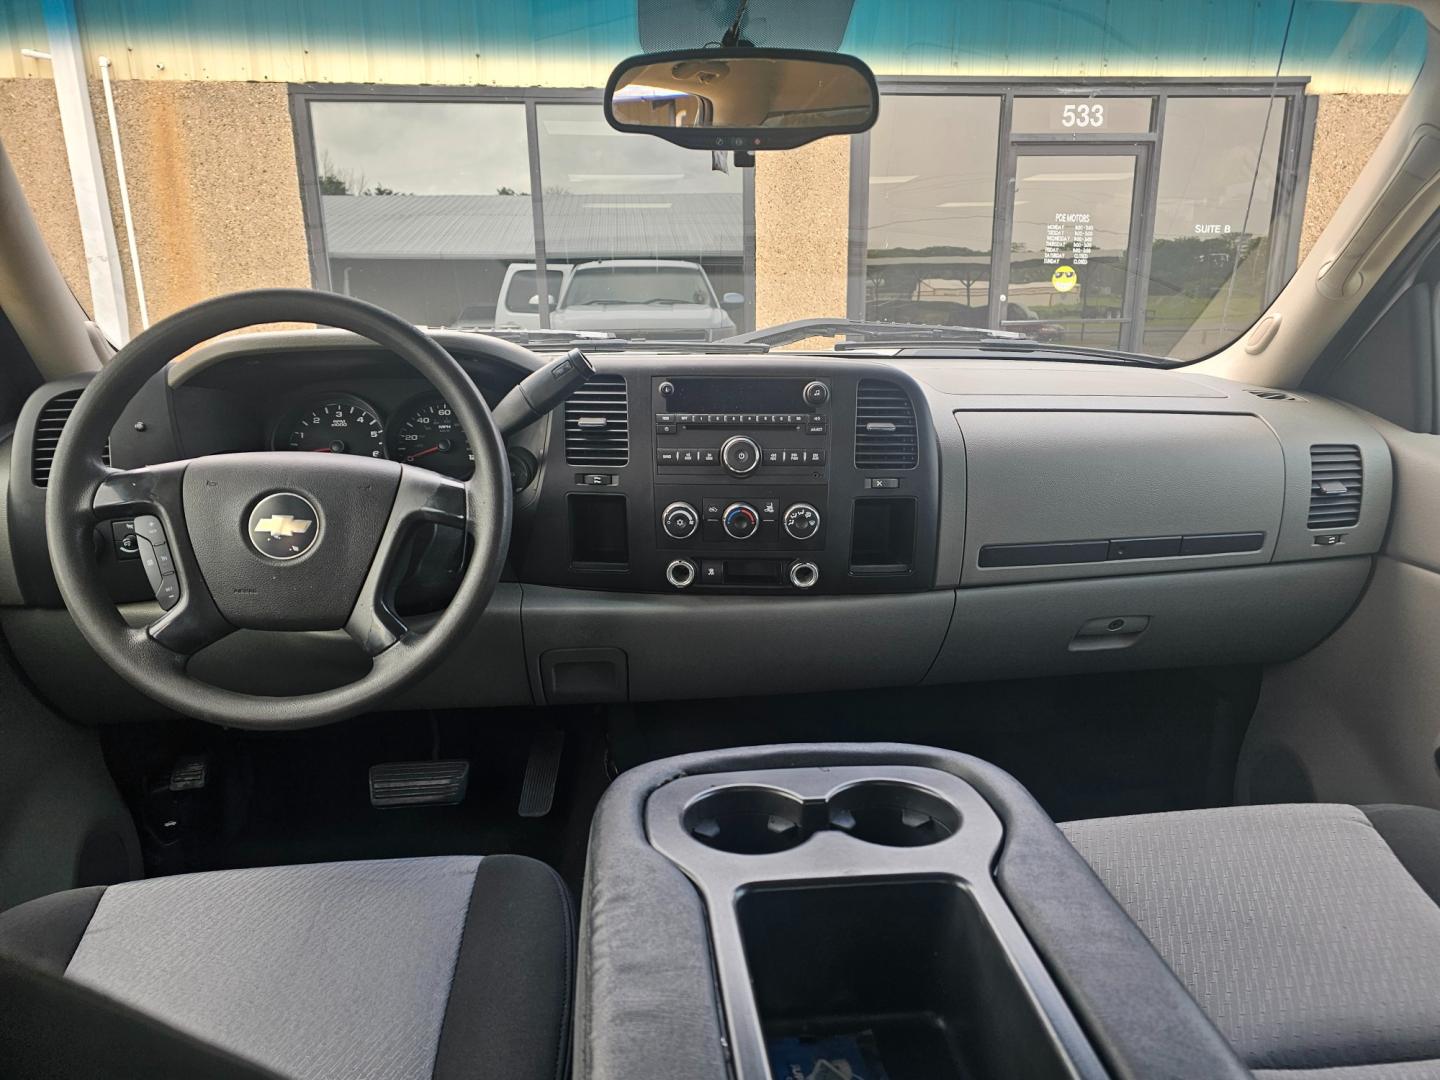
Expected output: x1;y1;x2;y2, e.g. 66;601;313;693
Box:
740;879;1078;1079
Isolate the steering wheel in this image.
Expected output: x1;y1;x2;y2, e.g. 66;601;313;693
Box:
45;289;512;729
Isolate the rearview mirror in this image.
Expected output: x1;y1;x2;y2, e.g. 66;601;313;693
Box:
605;48;878;152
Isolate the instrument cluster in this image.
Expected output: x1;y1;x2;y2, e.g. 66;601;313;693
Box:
272;392;474;479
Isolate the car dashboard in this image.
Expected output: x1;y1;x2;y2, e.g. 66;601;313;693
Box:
0;328;1393;722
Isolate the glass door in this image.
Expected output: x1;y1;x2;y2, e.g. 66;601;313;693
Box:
995;145;1148;351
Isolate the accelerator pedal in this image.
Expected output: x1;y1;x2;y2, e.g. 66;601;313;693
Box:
369;760;470;808
518;730;565;818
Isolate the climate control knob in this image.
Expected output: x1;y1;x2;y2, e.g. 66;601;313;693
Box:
661;501;699;539
720;435;761;476
722;502;761;540
783;502;821;540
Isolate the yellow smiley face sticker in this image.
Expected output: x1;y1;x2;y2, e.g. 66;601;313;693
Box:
1051;265;1078;293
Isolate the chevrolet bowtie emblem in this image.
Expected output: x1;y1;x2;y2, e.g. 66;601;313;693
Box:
253;514;313;539
247;493;321;560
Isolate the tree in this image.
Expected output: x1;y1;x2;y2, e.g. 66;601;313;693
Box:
317;151;351;195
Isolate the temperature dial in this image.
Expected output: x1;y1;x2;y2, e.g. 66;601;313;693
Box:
662;501;699;540
783;503;821;540
722;502;761;540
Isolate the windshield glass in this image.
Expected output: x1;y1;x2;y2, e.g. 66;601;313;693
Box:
0;0;1426;361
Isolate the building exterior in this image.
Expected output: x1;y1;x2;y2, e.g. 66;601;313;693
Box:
0;0;1425;358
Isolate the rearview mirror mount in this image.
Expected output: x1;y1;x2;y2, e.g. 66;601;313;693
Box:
604;47;878;153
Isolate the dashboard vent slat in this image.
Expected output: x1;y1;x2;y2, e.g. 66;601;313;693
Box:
31;388;108;487
565;375;629;467
1308;444;1363;529
854;379;917;470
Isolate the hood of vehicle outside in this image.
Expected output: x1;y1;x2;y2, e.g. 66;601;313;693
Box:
549;305;737;333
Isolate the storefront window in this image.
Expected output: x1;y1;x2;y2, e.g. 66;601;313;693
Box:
863;95;1001;326
308;101;532;328
533;104;744;338
1143;96;1286;359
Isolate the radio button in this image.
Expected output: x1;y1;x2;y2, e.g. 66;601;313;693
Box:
699;448;718;465
721;435;761;475
656;449;677;465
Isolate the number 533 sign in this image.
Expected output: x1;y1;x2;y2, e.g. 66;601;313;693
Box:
1061;102;1105;128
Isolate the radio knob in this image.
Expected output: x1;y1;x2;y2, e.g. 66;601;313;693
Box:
661;501;699;539
722;502;761;540
802;380;830;406
783;502;821;540
720;435;761;476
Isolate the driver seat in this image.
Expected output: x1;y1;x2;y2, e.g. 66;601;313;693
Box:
0;854;573;1080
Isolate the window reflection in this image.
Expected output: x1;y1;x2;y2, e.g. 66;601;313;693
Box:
1144;97;1285;359
309;101;531;328
864;96;1001;326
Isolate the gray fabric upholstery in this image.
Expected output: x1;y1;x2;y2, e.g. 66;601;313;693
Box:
1062;804;1440;1072
65;857;483;1080
1257;1063;1440;1079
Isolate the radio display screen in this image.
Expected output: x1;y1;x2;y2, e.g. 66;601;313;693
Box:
661;377;813;414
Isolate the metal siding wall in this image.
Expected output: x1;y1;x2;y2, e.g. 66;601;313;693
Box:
0;0;1425;91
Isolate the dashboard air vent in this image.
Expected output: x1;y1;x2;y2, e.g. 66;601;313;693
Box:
1308;444;1363;529
854;379;918;470
1246;388;1296;401
564;374;629;467
31;388;107;487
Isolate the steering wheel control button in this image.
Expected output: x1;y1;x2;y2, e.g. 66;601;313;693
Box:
133;515;166;544
662;502;700;540
111;520;139;560
802;380;831;406
247;493;320;561
722;502;761;540
155;573;181;610
720;435;761;475
783;503;822;540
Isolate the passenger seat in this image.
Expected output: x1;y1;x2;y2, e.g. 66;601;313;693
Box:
1063;803;1440;1078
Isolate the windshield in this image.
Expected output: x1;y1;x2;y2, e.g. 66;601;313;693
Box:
0;0;1426;362
562;266;715;308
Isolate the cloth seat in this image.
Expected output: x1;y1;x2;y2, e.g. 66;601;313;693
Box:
1063;803;1440;1079
0;854;573;1080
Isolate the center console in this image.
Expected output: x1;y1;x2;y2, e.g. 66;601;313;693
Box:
575;743;1252;1080
516;361;941;595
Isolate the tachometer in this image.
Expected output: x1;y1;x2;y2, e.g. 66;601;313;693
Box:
277;397;386;458
388;395;473;478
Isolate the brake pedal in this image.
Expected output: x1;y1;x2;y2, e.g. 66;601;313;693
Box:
518;730;565;818
369;760;469;808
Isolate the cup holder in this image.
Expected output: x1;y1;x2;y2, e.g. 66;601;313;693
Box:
683;787;809;855
683;780;961;854
827;781;961;847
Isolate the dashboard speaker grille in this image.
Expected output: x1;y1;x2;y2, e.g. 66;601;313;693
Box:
854;379;917;470
1308;444;1363;529
565;375;629;467
31;388;108;487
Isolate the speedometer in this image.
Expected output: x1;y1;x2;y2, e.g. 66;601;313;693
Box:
388;395;473;478
277;397;386;458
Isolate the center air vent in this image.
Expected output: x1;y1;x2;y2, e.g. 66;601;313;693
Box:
1308;444;1363;529
855;379;917;470
564;374;629;467
31;388;108;487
